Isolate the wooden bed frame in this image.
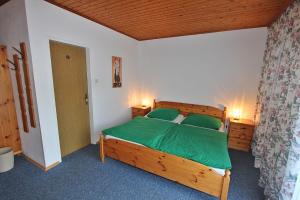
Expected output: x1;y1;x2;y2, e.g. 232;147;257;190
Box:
99;100;230;200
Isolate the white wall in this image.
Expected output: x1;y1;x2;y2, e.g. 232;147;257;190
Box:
0;0;45;166
24;0;139;166
138;28;267;119
1;0;267;168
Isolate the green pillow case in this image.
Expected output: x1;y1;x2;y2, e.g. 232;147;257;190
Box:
147;108;179;121
181;113;222;130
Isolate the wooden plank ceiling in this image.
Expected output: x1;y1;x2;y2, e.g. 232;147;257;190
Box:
49;0;292;40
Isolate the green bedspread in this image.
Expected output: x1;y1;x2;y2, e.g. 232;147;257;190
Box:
103;117;231;169
103;116;175;149
159;124;231;169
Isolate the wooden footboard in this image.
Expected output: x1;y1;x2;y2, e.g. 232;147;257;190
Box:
99;135;230;200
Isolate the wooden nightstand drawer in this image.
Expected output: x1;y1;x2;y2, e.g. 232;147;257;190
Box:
132;109;146;114
228;118;254;152
230;123;253;131
228;139;251;152
131;106;151;118
229;130;253;141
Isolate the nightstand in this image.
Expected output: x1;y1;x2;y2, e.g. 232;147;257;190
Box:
228;118;255;152
131;105;151;119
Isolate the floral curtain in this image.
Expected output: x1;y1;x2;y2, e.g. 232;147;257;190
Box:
252;1;300;200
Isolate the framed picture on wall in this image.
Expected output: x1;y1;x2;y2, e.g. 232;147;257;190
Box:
112;56;122;88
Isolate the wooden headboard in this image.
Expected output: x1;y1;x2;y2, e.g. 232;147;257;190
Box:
153;100;226;122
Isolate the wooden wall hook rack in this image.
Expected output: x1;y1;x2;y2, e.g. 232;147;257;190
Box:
19;42;36;128
13;54;29;132
12;46;23;57
1;43;36;132
6;59;16;70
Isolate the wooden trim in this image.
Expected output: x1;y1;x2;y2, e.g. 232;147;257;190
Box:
153;99;226;122
44;161;60;172
100;134;105;163
23;154;60;172
13;54;29;133
101;137;230;199
14;150;22;155
20;42;36;128
24;154;45;170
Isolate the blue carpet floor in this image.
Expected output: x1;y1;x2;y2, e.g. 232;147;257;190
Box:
0;145;264;200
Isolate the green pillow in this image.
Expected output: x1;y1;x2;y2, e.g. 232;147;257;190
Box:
147;108;179;121
181;114;222;130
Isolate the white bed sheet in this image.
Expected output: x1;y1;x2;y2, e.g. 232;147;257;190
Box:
145;113;225;133
144;113;185;123
104;135;226;176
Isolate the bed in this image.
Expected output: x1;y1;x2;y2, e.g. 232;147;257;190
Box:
99;100;231;200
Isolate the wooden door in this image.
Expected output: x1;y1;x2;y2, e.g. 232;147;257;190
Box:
50;41;90;157
0;46;22;153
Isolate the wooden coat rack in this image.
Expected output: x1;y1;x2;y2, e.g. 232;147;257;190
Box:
13;54;29;132
5;42;37;133
20;42;36;128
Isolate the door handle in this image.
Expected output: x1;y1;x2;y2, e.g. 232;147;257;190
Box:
85;93;88;105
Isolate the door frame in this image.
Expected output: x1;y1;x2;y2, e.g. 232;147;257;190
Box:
48;38;95;160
